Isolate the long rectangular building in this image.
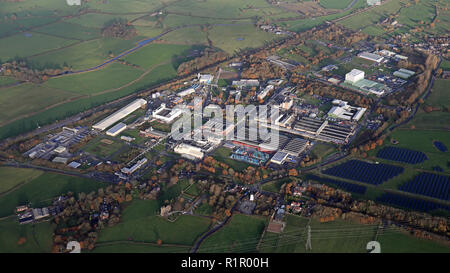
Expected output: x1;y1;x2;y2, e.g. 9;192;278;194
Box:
93;99;147;131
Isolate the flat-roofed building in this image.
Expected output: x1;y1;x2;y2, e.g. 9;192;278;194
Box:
178;87;196;97
198;73;214;84
345;69;365;83
327;100;367;121
282;138;308;156
270;151;289;165
358;52;384;63
258;85;274;100
174;143;204;159
232;79;260;88
106;122;127;137
121;158;148;175
152;103;183;123
93;99;147;131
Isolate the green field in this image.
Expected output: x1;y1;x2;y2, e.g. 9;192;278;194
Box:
97;199;211;246
0;32;77;60
0;83;80;125
0;167;43;195
83;136;127;159
0;76;17;87
319;0;354;10
0;172;108;217
43;63;143;95
259;215;450;253
0;217;53;253
198;214;267;253
91;242;190;253
212;147;251;172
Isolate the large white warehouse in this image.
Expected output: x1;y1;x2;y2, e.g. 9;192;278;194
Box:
345;69;365;83
93;99;147;131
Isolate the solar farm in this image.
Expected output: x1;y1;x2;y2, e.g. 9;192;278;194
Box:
322;160;404;185
399;173;450;201
307;175;367;195
377;147;428;164
377;193;450;213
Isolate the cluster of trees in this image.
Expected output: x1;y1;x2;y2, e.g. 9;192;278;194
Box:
390;52;439;106
240;57;286;80
306;183;449;236
177;49;229;76
101;18;137;39
52;183;135;252
1;57;67;83
309;24;368;47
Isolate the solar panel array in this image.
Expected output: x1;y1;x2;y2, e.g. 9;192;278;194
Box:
433;141;448;152
376;146;428;164
322;160;404;185
307;175;366;194
399;173;450;201
377;193;450;212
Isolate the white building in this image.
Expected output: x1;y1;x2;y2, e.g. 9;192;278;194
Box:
174;143;204;159
93;99;147;131
327;100;367;121
178;87;195;97
358;52;384;63
121;158;148;175
152;103;183;123
345;69;365;83
106;122;127;137
258;85;274;100
198;74;214;84
232;79;260;88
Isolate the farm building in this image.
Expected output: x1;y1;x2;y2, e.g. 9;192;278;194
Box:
93;99;147;131
106;122;127;137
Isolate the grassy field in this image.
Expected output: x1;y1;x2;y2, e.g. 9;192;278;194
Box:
207;24;279;54
0;172;108;217
0;76;17;87
91;242;190;253
259;214;450;253
0;167;43;195
0;32;77;60
425;79;450;109
43;63;143;95
261;178;292;194
97;199;211;246
123;43;196;69
83;136;127;159
212;147;251;172
198;214;267;253
319;0;354;10
0;83;80;125
0;217;53;253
